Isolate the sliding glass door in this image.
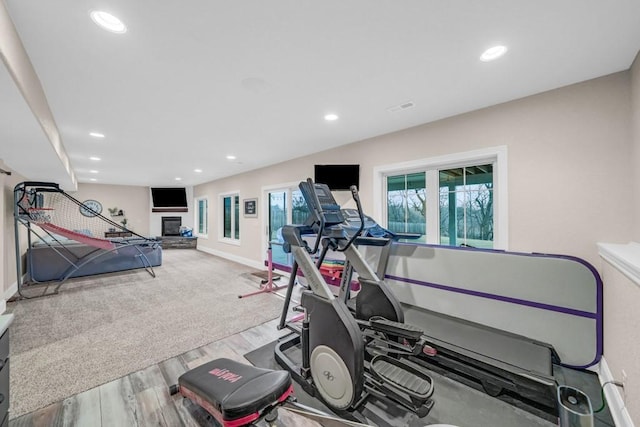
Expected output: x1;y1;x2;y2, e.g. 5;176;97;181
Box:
266;187;309;265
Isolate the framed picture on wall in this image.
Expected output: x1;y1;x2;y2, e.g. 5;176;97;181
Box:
243;198;258;218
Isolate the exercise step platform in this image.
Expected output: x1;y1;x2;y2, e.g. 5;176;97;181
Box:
371;355;434;400
172;358;294;427
365;355;435;417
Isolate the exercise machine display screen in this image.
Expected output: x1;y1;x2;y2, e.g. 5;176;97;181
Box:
313;183;344;226
299;181;344;227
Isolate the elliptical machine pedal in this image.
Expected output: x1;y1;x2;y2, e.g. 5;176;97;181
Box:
364;355;435;417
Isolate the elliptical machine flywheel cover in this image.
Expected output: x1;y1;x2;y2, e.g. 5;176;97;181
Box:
310;345;355;410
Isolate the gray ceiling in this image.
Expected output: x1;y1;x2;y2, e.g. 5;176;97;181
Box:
1;0;640;189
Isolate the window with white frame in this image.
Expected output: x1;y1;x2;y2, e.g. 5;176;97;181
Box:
264;184;310;266
375;147;507;249
387;172;427;240
438;164;494;248
219;192;240;243
194;197;208;237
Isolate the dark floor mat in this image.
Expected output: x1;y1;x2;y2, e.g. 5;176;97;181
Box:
244;337;557;427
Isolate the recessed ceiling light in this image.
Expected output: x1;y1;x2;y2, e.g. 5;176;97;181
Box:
89;178;97;182
89;156;101;161
194;169;203;173
226;155;236;160
324;113;339;121
480;45;508;62
90;170;99;174
175;177;182;181
89;132;105;138
90;11;127;34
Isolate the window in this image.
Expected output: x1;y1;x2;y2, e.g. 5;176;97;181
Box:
387;172;426;242
264;184;310;265
375;146;507;249
220;192;240;243
439;165;493;248
194;197;208;237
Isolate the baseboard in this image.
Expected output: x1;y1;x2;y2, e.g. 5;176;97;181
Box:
598;356;635;427
197;246;265;270
3;281;17;304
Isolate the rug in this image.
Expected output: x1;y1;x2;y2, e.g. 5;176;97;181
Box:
7;249;283;418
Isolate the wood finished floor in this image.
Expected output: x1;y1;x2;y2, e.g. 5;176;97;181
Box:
10;316;323;427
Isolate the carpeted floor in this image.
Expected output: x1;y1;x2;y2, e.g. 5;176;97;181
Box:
7;249;283;418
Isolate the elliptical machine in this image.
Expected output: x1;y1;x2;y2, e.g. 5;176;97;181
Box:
275;178;435;418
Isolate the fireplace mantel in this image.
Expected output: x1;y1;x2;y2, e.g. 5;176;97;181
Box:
153;207;188;213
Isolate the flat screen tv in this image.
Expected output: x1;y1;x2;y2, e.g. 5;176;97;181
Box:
151;188;187;208
314;164;360;191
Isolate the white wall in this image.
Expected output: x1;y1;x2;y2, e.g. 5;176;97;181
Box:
1;161;27;302
195;69;638;423
195;71;632;270
69;183;195;237
599;51;640;424
599;258;639;423
0;161;5;308
70;183;152;236
633;53;640;242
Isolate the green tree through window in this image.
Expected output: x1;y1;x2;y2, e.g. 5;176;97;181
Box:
222;194;240;241
196;197;208;235
385;164;494;248
439;164;493;248
387;173;426;240
268;188;309;265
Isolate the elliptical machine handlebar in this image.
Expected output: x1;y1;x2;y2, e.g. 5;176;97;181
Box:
305;178;326;255
305;178;323;221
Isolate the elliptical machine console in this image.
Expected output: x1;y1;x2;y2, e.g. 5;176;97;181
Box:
276;178;435;418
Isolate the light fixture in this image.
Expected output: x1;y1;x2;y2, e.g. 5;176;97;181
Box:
226;155;236;160
480;45;508;62
175;177;182;181
90;11;127;34
194;169;203;173
89;178;97;182
89;170;99;174
324;113;339;121
89;156;101;161
89;132;105;138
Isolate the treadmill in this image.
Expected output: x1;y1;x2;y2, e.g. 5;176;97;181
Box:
403;306;559;414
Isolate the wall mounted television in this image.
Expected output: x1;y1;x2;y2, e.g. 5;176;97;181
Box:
314;164;360;191
151;187;188;212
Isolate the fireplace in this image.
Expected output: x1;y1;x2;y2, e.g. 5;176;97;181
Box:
161;216;182;236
